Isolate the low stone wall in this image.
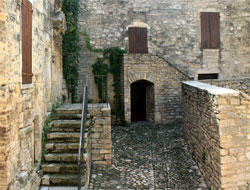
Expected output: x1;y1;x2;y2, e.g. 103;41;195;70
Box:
88;103;112;166
83;119;92;190
203;77;250;96
182;81;250;189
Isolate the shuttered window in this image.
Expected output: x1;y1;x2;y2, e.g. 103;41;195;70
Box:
201;12;220;49
128;27;148;53
22;0;33;84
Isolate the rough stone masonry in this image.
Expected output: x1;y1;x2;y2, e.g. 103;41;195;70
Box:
0;0;66;189
182;81;250;189
77;0;250;102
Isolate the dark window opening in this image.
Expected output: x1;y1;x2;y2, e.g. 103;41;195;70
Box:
198;73;218;80
128;27;148;53
22;0;33;84
201;12;220;49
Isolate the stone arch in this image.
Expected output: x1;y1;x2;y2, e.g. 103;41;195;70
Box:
127;72;155;85
123;72;156;123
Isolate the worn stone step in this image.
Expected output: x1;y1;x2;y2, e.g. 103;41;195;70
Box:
46;132;88;143
45;143;88;153
54;113;91;120
49;120;80;130
48;120;90;132
40;187;78;190
41;174;85;186
55;104;82;114
41;163;86;174
44;153;77;163
40;187;79;190
54;113;82;120
44;153;87;163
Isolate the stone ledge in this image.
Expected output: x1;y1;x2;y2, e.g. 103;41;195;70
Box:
183;81;239;95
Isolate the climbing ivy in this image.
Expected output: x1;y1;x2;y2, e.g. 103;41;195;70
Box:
92;59;109;102
82;31;103;53
62;0;80;102
82;32;128;125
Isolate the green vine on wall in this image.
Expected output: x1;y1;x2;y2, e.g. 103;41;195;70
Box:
62;0;80;102
82;32;128;125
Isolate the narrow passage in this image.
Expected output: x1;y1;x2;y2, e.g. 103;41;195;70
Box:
89;122;207;190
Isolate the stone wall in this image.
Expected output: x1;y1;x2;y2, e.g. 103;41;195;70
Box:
0;0;66;189
88;103;112;166
182;81;250;189
77;0;250;101
122;54;190;123
83;118;92;190
203;78;250;96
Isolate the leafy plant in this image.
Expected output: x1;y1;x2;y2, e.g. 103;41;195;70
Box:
41;104;56;162
82;32;128;125
62;0;80;102
246;182;250;190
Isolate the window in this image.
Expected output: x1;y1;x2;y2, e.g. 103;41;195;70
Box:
22;0;33;84
201;12;220;49
198;73;218;80
128;27;148;53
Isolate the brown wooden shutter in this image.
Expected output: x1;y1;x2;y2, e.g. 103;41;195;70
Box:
201;12;220;49
128;27;148;53
22;0;33;84
201;12;211;48
210;12;220;48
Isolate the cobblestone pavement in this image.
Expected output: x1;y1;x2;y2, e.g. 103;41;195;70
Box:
88;122;207;190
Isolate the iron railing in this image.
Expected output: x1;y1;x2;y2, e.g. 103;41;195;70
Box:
77;76;88;190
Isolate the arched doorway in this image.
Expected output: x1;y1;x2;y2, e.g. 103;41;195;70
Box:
131;80;154;122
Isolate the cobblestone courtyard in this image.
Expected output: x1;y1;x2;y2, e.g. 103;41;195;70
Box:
89;122;207;190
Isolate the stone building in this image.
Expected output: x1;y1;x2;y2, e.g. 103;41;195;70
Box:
0;0;66;189
77;0;250;123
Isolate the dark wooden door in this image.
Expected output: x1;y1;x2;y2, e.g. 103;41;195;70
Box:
131;82;146;121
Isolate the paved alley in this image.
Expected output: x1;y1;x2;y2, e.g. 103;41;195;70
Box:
88;122;207;190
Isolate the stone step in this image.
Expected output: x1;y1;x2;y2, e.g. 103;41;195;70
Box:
55;104;82;114
45;143;88;153
41;174;85;186
54;113;81;120
46;132;88;143
41;163;86;174
44;153;87;163
48;120;90;132
40;187;79;190
49;120;80;131
54;113;91;120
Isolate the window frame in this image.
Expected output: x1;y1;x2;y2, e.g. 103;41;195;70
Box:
128;27;148;54
198;73;219;80
22;0;33;84
200;12;220;49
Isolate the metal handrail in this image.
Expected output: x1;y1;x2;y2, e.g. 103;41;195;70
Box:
77;76;88;190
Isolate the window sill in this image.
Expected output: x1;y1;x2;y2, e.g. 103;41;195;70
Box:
201;48;220;50
21;83;34;90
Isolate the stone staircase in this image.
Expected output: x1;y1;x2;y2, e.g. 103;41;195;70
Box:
41;104;91;187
